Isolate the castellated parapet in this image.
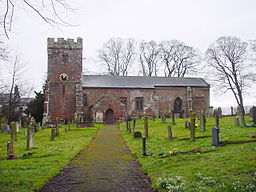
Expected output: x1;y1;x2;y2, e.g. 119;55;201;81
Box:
47;37;83;49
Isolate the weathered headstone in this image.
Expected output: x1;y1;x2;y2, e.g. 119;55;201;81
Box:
10;122;17;141
200;110;206;131
51;128;56;141
167;126;173;141
234;117;240;126
133;131;142;138
190;113;196;141
144;115;148;138
212;127;220;146
7;141;16;160
27;119;35;150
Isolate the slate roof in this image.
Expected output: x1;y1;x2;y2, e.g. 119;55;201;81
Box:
82;75;210;89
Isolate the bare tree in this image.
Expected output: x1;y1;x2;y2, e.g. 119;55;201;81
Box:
159;40;200;77
1;0;74;39
98;38;136;76
139;40;160;76
206;36;254;126
0;55;33;123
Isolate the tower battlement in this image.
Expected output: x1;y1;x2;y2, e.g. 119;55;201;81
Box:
47;37;83;49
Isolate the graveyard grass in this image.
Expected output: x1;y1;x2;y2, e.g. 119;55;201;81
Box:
121;116;256;192
0;124;101;192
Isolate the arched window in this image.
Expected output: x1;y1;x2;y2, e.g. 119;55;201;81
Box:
174;97;182;113
83;94;87;106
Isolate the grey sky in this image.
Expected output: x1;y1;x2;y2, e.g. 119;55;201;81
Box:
3;0;256;107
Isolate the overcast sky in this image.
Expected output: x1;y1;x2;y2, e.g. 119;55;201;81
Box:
2;0;256;108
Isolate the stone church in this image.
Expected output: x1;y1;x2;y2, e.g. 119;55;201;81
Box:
44;38;210;124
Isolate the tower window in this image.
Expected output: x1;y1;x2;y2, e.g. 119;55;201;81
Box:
83;94;87;106
135;97;143;111
119;97;127;109
62;53;68;63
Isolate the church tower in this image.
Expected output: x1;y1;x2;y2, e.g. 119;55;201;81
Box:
45;37;83;122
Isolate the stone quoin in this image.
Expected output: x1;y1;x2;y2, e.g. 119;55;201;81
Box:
44;38;210;123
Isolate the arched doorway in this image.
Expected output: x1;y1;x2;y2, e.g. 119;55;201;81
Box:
174;97;182;113
105;109;114;124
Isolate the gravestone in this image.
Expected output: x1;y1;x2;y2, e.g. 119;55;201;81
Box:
152;116;155;122
95;112;103;123
42;116;47;128
7;141;16;160
144;116;148;138
27;120;35;150
162;116;166;123
133;131;142;138
234;117;240;126
212;127;220;146
200;110;206;131
16;121;20;132
190;113;196;141
252;106;256;125
23;130;27;138
51;128;56;141
167;126;173;141
10;122;17;141
19;117;22;128
68;123;71;131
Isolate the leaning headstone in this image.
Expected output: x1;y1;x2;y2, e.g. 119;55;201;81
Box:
144;115;148;138
133;131;142;138
234;117;240;126
7;141;16;160
190;113;196;141
167;126;173;141
200;111;206;131
10;122;17;141
212;127;220;146
27;120;35;150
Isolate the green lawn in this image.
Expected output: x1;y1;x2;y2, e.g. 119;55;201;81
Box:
0;123;101;192
121;116;256;192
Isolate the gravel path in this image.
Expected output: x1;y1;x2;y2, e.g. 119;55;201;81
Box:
39;124;155;192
